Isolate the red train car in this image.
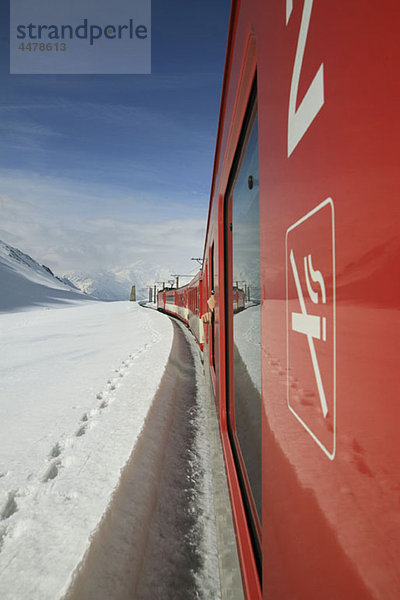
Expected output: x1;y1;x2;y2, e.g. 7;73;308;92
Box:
159;1;399;598
157;273;205;349
202;0;400;598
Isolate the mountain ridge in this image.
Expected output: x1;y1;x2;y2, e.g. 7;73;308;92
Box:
0;239;95;312
0;238;180;309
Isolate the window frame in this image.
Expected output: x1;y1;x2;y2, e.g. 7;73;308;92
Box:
224;80;262;567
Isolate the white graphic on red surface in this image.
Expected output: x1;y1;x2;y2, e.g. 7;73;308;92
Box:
286;198;336;459
290;250;328;417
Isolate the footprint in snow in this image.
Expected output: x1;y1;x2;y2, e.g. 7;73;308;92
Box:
49;442;62;459
75;424;87;437
43;460;61;482
1;491;18;520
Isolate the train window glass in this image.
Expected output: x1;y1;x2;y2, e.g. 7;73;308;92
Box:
231;109;261;524
210;243;216;369
204;263;209;344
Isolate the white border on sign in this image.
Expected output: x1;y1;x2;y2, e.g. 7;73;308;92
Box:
285;197;336;460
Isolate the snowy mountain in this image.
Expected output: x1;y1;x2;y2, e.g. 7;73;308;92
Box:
64;261;173;301
0;238;192;307
63;271;132;301
0;239;95;312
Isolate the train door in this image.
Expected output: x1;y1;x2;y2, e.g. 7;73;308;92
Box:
225;85;262;572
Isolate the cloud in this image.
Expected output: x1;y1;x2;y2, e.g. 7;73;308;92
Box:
0;167;208;220
0;187;207;278
0;120;60;137
0;97;215;145
0;96;215;201
0;90;213;279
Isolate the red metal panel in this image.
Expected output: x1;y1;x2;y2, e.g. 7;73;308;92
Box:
204;0;400;598
256;1;400;598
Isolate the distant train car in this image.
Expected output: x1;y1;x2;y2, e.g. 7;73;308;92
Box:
156;288;176;312
158;1;400;598
157;273;205;349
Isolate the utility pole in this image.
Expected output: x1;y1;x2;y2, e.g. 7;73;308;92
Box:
191;257;203;267
171;275;180;288
171;274;196;289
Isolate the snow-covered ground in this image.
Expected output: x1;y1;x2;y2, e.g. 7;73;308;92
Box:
0;300;174;599
0;240;226;600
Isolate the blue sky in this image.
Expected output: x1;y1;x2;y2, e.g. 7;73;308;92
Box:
0;1;230;277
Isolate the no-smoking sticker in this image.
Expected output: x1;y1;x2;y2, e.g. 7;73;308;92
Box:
286;198;336;459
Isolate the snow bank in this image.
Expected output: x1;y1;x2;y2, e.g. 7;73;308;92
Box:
0;301;173;599
64;319;221;600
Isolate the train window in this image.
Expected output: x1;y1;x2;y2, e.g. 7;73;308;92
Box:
204;262;209;344
227;95;261;534
210;243;216;370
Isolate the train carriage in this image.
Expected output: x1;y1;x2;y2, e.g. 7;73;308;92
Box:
157;273;205;350
158;1;400;598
